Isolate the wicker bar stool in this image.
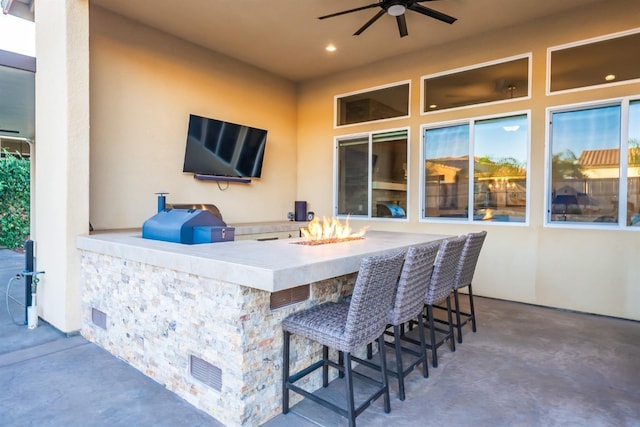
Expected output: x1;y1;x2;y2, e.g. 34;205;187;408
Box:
282;250;405;427
408;235;467;368
451;231;487;343
354;241;441;401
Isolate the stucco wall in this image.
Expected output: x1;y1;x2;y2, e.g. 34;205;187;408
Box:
296;0;640;320
89;7;298;229
85;2;640;323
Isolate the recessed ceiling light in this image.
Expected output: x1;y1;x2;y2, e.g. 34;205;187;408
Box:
326;44;337;52
605;74;616;81
429;104;437;109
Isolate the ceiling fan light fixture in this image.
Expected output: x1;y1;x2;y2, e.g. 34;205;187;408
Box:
387;3;406;17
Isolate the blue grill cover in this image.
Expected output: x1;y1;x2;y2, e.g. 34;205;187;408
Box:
142;209;232;244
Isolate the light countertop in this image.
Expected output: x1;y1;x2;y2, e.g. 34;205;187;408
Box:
77;230;449;292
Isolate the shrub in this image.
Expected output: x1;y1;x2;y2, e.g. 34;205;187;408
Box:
0;149;30;249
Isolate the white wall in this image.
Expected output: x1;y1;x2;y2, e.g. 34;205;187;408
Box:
34;0;90;332
54;1;639;330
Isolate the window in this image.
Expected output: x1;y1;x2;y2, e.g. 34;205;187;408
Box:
423;114;529;223
548;98;640;227
629;100;640;226
549;29;640;94
336;129;408;219
422;55;530;113
336;82;410;127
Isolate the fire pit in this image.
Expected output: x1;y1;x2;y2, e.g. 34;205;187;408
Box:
295;216;367;246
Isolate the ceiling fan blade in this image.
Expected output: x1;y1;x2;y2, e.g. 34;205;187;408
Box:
408;4;457;24
396;15;408;38
354;9;386;36
318;3;380;20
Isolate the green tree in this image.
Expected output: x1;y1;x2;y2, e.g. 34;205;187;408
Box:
630;138;640;166
552;149;585;182
0;149;30;249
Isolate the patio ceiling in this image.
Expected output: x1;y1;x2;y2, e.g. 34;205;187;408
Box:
90;0;609;82
0;0;624;142
0;0;34;141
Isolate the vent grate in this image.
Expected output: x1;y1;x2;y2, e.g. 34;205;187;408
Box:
91;308;107;330
190;355;222;391
270;285;310;310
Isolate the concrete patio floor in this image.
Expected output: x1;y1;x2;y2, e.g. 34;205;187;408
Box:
1;248;639;426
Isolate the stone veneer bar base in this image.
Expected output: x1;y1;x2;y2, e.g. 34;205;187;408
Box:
77;229;448;425
79;251;357;427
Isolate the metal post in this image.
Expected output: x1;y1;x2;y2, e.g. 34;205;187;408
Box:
24;239;34;325
156;192;169;213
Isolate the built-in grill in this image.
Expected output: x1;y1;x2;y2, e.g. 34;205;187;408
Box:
142;202;234;244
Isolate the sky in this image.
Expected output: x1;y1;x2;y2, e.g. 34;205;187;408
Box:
0;12;35;57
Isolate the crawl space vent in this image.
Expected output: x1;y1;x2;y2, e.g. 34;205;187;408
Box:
91;308;107;330
270;285;310;310
190;355;222;391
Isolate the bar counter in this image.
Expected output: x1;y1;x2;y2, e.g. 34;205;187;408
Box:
76;228;447;426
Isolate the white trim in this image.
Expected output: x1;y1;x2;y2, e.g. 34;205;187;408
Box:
619;99;630;226
420;110;531;226
333;126;410;221
546;27;640;96
544;95;640;230
420;53;532;115
333;80;411;129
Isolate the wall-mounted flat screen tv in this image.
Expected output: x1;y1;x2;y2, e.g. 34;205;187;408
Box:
182;114;267;178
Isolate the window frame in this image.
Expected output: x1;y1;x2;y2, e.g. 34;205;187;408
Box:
420;111;531;226
333;126;410;221
420;53;532;115
334;80;411;129
544;96;640;230
546;28;640;96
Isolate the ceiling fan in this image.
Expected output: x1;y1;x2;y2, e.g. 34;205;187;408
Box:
318;0;457;38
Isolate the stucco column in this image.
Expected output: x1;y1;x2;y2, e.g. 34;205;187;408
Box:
33;0;90;332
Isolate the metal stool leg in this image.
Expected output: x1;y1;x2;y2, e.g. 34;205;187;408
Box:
393;325;406;401
454;289;464;343
378;334;391;413
417;313;429;378
322;345;329;387
344;352;356;427
446;296;456;352
427;304;438;368
282;330;290;414
468;284;477;332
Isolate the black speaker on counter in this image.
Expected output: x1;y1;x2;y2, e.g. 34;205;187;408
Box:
295;201;307;222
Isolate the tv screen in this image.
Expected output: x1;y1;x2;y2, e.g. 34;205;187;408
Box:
182;114;267;178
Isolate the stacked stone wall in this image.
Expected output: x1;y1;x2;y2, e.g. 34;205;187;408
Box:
79;250;356;426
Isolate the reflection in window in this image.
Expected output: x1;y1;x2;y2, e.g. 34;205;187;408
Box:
337;136;369;216
337;130;408;219
423;114;528;223
549;105;621;224
424;124;469;219
549;30;640;93
474;116;528;222
629;101;640;226
423;56;529;113
336;82;410;126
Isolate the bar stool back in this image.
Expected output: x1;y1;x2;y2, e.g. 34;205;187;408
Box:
423;235;467;367
452;230;487;343
282;250;406;427
355;241;441;401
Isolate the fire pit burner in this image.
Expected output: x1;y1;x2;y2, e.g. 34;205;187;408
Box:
293;236;364;246
296;216;367;246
